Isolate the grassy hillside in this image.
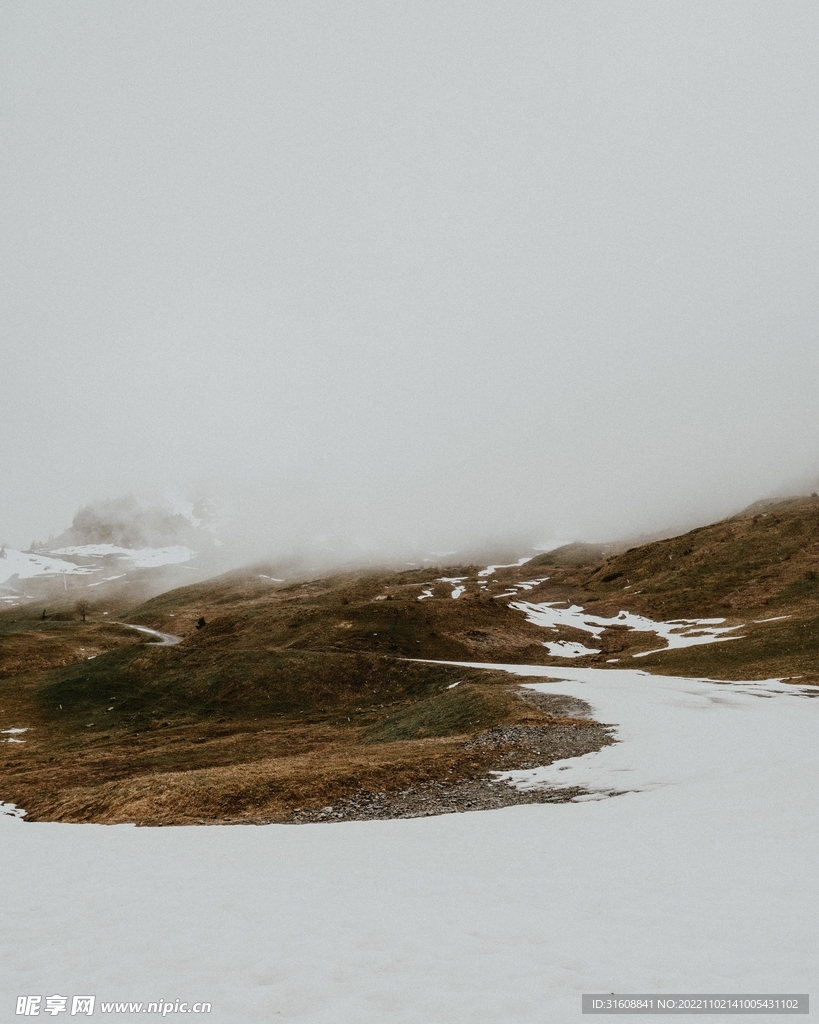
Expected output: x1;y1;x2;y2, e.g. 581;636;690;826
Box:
2;494;818;825
0;635;601;823
577;494;819;619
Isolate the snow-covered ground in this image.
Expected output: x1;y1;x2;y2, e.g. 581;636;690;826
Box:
0;547;195;587
489;663;817;795
2;663;816;1022
52;544;195;568
0;549;96;586
0;545;198;605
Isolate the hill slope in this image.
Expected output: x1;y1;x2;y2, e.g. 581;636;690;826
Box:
2;495;818;825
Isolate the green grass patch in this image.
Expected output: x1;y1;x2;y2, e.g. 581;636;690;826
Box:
364;681;511;743
32;644;479;730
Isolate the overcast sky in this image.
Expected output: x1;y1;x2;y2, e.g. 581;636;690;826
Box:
2;2;818;556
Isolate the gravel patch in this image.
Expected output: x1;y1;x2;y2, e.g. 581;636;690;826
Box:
287;777;591;822
285;692;615;823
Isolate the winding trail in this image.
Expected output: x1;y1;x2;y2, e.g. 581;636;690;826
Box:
114;622;182;646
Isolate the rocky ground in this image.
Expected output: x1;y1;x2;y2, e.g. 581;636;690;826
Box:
194;694;616;825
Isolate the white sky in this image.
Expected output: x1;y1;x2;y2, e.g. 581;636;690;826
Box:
2;3;818;553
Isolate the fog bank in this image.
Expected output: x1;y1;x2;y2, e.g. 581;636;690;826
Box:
3;3;818;555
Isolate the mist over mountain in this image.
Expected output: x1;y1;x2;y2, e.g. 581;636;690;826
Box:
3;3;819;557
34;496;214;553
0;495;230;610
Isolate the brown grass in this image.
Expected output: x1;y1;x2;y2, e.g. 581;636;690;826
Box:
4;494;819;824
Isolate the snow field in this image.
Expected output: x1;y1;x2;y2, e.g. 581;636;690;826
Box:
486;665;817;796
0;550;96;586
1;662;817;1022
0;546;195;602
52;545;194;568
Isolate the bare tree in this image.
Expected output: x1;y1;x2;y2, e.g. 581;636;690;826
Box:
75;599;90;623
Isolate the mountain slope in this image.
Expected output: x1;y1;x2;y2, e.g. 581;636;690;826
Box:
0;497;226;609
576;494;819;617
2;494;818;825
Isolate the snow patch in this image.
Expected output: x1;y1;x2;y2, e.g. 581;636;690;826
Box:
437;577;467;598
542;641;601;658
510;601;744;657
115;623;182;646
477;556;532;577
86;574;127;587
510;577;550;591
